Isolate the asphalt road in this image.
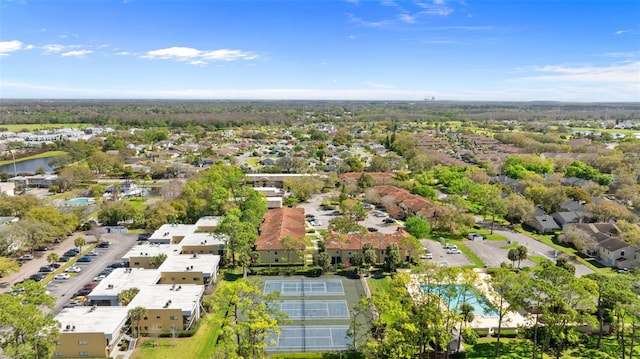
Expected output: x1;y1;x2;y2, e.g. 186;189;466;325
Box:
46;232;138;313
420;239;474;267
492;229;594;277
298;193;399;234
465;239;537;268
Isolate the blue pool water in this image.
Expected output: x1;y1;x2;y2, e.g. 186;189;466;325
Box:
63;198;93;206
421;284;499;317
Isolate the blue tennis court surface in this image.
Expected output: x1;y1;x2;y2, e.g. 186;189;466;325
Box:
264;279;345;296
280;300;350;319
267;325;350;352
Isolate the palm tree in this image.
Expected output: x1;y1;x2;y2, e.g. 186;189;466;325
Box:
128;306;148;337
74;236;87;252
47;252;59;264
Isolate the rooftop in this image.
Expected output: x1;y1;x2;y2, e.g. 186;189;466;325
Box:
150;224;197;241
127;284;204;314
255;208;306;250
89;268;161;297
55;307;128;336
122;243;181;260
180;232;228;247
158;254;220;275
194;216;221;229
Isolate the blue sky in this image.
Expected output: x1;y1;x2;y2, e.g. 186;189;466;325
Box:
1;0;638;101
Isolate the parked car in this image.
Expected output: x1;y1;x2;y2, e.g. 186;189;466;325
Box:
420;253;433;259
108;262;124;268
447;248;462;254
97;241;111;248
74;288;92;296
83;282;98;290
50;263;62;269
53;273;70;280
93;274;107;282
382;218;395;224
63;250;79;257
310;220;322;226
63;301;82;308
77;256;92;263
18;254;34;261
86;250;98;256
39;266;54;273
444;243;457;250
58;256;72;262
65;266;82;273
367;227;379;232
137;233;150;241
29;273;46;282
373;211;386;217
34;246;50;251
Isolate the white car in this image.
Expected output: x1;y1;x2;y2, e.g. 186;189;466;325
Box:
420;253;433;259
65;266;82;273
447;249;462;254
87;250;98;256
93;274;107;282
53;273;70;280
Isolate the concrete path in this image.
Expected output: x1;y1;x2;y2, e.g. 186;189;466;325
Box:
492;229;594;277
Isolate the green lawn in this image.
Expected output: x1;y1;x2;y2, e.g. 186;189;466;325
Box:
0;150;68;166
0;123;89;132
130;296;228;359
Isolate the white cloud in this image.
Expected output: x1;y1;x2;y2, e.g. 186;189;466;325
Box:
417;0;454;16
42;44;67;53
615;29;632;35
142;46;257;64
398;13;416;24
3;81;639;101
61;50;93;57
519;61;640;83
0;40;23;55
348;35;357;39
365;81;394;88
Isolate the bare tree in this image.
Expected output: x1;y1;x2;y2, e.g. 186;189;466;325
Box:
161;179;185;201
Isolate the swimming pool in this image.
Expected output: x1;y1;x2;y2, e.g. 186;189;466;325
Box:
62;198;94;206
421;284;499;317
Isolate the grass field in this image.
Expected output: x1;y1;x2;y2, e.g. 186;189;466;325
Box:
0;123;89;132
0;150;68;166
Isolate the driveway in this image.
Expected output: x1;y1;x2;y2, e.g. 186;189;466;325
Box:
493;229;594;277
420;239;474;267
465;240;537;269
297;193;398;234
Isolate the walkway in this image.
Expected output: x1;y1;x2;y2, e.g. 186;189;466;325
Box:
492;229;594;277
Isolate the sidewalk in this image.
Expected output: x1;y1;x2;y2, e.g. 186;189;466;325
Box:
0;231;95;293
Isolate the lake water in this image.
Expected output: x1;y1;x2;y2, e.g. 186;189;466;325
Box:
0;156;62;175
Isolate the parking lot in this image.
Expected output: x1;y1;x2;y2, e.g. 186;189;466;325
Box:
298;194;399;234
420;239;474;267
43;233;138;313
465;240;536;268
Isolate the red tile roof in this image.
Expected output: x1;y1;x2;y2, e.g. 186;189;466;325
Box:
325;229;410;251
255;208;306;250
374;185;437;217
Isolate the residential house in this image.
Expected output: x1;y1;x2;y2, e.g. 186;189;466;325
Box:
157;253;220;285
525;215;561;234
597;237;637;269
88;268;160;306
325;229;412;265
53;306;129;358
246;173;319;188
0;181;15;196
255;207;307;265
127;284;204;332
339;172;396;186
373;185;439;220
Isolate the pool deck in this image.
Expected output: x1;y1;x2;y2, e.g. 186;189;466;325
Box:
409;272;528;331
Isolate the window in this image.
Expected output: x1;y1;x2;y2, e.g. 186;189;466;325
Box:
621;251;625;256
156;316;161;319
54;352;62;357
78;340;88;345
79;351;88;357
54;340;61;345
133;262;140;266
170;315;178;320
274;251;278;255
193;277;199;281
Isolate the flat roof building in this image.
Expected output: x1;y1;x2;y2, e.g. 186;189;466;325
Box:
88;268;160;306
158;254;220;285
149;224;196;244
123;243;181;269
127;284;205;332
53;306;129;358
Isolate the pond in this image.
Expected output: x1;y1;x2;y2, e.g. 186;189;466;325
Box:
0;156;63;175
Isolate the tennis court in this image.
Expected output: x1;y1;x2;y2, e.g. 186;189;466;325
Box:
267;325;350;352
264;279;345;296
280;300;350;319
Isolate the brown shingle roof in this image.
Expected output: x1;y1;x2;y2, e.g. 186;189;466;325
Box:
374;185;437;217
255;208;306;250
325;230;410;251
